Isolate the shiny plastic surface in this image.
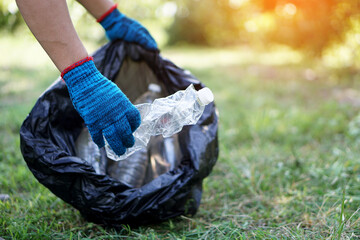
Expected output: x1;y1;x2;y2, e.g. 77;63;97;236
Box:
75;127;102;174
106;84;210;160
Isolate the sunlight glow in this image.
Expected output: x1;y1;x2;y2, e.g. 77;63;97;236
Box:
229;0;249;9
244;20;258;33
283;3;297;15
276;3;297;18
156;2;177;18
7;2;18;14
355;33;360;45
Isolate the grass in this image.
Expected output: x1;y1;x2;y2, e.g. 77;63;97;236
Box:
1;34;360;239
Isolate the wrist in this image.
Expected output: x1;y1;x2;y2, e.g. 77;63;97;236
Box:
97;3;118;23
61;56;103;90
61;56;94;79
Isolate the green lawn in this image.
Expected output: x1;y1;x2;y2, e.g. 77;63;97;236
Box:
1;35;360;239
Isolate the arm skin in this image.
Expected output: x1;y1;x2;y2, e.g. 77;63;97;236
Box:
15;0;114;72
76;0;113;20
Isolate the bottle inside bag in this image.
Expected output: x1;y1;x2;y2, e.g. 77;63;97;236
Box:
142;133;183;185
75;127;104;174
105;84;214;161
75;83;214;188
106;83;162;187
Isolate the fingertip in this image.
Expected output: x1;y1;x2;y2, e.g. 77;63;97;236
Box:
103;125;126;156
88;126;105;148
127;109;141;132
123;133;135;148
112;120;135;148
113;143;126;156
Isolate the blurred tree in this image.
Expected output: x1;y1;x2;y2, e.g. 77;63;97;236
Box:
167;0;360;55
2;0;359;57
167;0;254;46
256;0;360;55
0;0;23;32
0;0;169;45
0;0;165;32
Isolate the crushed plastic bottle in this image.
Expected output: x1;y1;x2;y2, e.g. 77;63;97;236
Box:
105;84;214;161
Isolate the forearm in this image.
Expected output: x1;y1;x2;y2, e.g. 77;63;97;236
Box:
16;0;88;72
76;0;114;20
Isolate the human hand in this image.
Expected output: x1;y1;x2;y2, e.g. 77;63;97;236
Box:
61;57;141;156
98;5;158;51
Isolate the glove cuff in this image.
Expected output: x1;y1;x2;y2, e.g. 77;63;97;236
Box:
97;4;118;23
61;56;94;78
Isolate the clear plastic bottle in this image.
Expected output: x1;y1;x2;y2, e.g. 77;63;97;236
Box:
75;127;102;174
106;84;161;187
142;133;182;185
106;148;148;187
105;84;214;161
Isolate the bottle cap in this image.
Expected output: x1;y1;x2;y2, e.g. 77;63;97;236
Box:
148;83;161;93
197;87;214;105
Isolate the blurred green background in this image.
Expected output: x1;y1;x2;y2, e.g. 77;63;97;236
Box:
1;0;359;66
1;0;360;238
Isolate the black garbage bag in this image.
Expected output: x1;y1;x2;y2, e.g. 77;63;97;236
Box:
20;41;219;227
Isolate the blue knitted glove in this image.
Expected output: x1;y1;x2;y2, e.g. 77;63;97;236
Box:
61;57;141;156
98;4;158;51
